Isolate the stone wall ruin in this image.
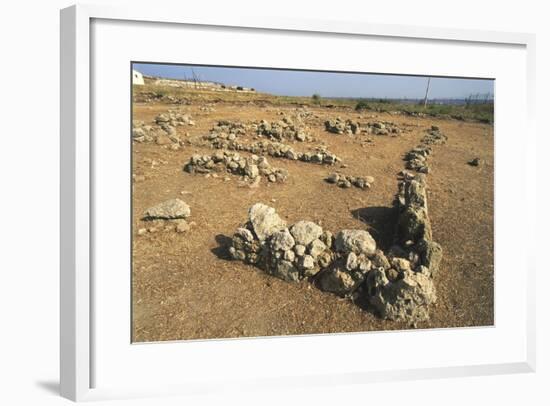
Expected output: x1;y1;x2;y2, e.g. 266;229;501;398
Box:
225;127;447;324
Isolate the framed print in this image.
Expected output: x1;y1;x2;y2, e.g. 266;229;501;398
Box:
60;4;536;402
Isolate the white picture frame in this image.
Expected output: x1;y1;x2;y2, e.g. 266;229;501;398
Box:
60;3;537;402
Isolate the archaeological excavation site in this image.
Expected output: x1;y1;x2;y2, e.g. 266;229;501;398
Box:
131;66;494;342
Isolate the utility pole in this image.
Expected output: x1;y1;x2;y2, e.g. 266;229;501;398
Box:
423;77;431;108
191;69;199;89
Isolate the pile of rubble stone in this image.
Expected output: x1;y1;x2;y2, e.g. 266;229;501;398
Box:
325;172;374;189
404;127;447;173
208;120;250;140
155;111;195;128
324;118;404;136
132;120;184;149
422;126;448;145
324;117;360;135
227;198;440;323
365;121;402;135
256;117;312;142
183;151;288;183
405;145;432;173
131;110;196;147
206;137;340;166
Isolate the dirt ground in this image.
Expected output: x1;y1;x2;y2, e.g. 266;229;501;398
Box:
131;95;494;342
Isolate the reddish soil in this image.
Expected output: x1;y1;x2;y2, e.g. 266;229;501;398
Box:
132;97;494;342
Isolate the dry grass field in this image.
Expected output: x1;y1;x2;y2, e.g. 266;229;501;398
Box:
131;83;494;342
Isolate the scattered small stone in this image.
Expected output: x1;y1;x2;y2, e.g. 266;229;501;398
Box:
326;173;340;184
175;219;190;233
468;157;483;166
326;173;371;190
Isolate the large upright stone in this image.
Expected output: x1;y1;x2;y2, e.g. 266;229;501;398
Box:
248;203;287;242
397;178;432;243
416;238;443;276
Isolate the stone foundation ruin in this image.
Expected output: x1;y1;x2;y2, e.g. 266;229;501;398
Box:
225;128;446;323
183;151;289;183
227;178;441;323
324;118;405;136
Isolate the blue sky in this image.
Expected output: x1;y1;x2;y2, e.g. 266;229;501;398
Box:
133;63;494;100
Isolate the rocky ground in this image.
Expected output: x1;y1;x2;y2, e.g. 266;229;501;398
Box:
132;92;494;342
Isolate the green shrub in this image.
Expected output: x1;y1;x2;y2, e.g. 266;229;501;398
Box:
355;100;371;111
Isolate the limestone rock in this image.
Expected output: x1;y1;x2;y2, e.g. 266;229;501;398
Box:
334;229;376;256
174;219;190;233
294;244;306;256
371;250;390;270
248;203;287;241
270;229;295;251
317;264;365;297
326;173;340;184
366;268;437;322
271;260;301;282
290;221;323;246
308;239;327;258
416;239;443;276
143;199;191;220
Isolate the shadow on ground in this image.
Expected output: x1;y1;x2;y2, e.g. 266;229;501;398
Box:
351;206;397;250
211;234;233;259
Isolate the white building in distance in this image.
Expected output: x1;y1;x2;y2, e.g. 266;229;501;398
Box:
132;70;144;85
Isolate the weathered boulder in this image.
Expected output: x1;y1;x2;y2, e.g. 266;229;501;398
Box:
366;268;437;322
270;260;301;282
326;173;339;184
230;227;263;264
325;118;360;135
396;178;432;244
316;261;367;296
308;239;327;258
143;199;191;220
290;221;323;246
334;229;377;256
270;229;295;251
248;203;287;242
371;249;391;270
